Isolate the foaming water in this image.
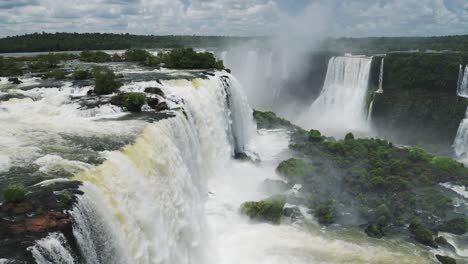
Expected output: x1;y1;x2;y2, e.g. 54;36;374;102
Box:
28;233;76;264
299;56;373;138
457;65;468;98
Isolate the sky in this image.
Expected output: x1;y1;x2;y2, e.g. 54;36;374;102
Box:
0;0;467;37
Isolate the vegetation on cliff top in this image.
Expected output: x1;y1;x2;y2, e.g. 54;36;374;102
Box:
252;110;468;250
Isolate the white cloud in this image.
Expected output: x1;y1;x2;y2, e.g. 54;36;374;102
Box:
0;0;467;37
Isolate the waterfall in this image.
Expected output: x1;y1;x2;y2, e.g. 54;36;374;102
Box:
299;55;373;137
64;73;256;264
376;58;385;94
29;233;76;264
458;65;468;98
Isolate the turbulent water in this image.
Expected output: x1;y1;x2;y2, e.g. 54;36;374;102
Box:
299;55;373;137
0;60;440;263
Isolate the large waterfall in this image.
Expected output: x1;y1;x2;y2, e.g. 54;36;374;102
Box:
299;55;373;137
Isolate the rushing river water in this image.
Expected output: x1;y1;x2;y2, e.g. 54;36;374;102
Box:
0;59;454;263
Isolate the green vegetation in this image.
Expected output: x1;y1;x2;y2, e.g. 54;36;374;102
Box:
323;35;468;54
111;93;146;112
241;195;286;224
80;51;112;63
408;147;433;162
73;69;92;80
314;201;336;225
372;53;468;147
124;49;152;63
263;117;468;247
0;57;22;76
3;184;26;203
46;69;67;79
253;110;296;129
147;48;224;69
92;66;122;95
0;33;252;53
409;218;437;248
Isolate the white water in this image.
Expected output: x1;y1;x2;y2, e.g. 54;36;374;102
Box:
458;65;468;98
377;58;385;94
299;56;373;137
29;233;76;264
454;108;468;162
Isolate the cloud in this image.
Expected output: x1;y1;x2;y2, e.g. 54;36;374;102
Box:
0;0;467;37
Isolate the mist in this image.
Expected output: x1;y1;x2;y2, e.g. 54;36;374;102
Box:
219;1;334;119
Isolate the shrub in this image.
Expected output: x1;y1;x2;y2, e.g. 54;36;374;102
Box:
3;184;26;203
92;66;122;95
309;129;324;142
314;201;336;225
154;48;224;70
345;133;355;140
80;51;112;63
253;110;293;129
241;195;286;224
0;57;22;76
46;69;67;79
409;147;432;162
365;223;384;238
431;156;463;174
277;159;311;179
117;93;146;111
73;69;92;80
409;218;437;248
124;49;152;62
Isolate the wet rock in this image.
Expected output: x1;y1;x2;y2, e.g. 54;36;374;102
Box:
435;255;457;264
144;87;165;97
86;89;94;96
8;78;22;85
0;181;83;263
153;101;169;112
437;218;468;235
147;97;160;109
283;206;304;222
203;72;215;77
225;68;231;74
0;93;27;101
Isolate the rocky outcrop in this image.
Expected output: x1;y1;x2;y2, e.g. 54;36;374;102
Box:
0;181;83;263
8;77;22;85
144;87;165;97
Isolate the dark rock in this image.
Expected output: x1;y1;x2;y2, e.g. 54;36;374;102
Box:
144;87;165;97
203;72;215;77
283;206;304;222
147;97;160;109
437;218;468;235
153;101;169;112
225;68;231;74
86;89;94;96
8;78;22;85
0;181;83;263
435;255;457;264
0;93;27;101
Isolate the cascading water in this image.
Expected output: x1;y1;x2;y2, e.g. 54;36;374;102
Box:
377;58;385;94
64;73;257;264
458;65;468;98
299;55;373;137
455;66;468;162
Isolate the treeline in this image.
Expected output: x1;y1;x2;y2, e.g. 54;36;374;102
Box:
323;35;468;54
0;32;254;53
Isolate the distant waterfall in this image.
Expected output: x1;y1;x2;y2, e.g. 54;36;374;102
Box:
299;55;373;137
458;65;468;98
376;58;385;94
65;74;256;264
454;66;468;162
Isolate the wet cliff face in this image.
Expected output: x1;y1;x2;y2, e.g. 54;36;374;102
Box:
371;53;468;152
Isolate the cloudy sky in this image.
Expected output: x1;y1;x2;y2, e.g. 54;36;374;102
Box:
0;0;467;37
